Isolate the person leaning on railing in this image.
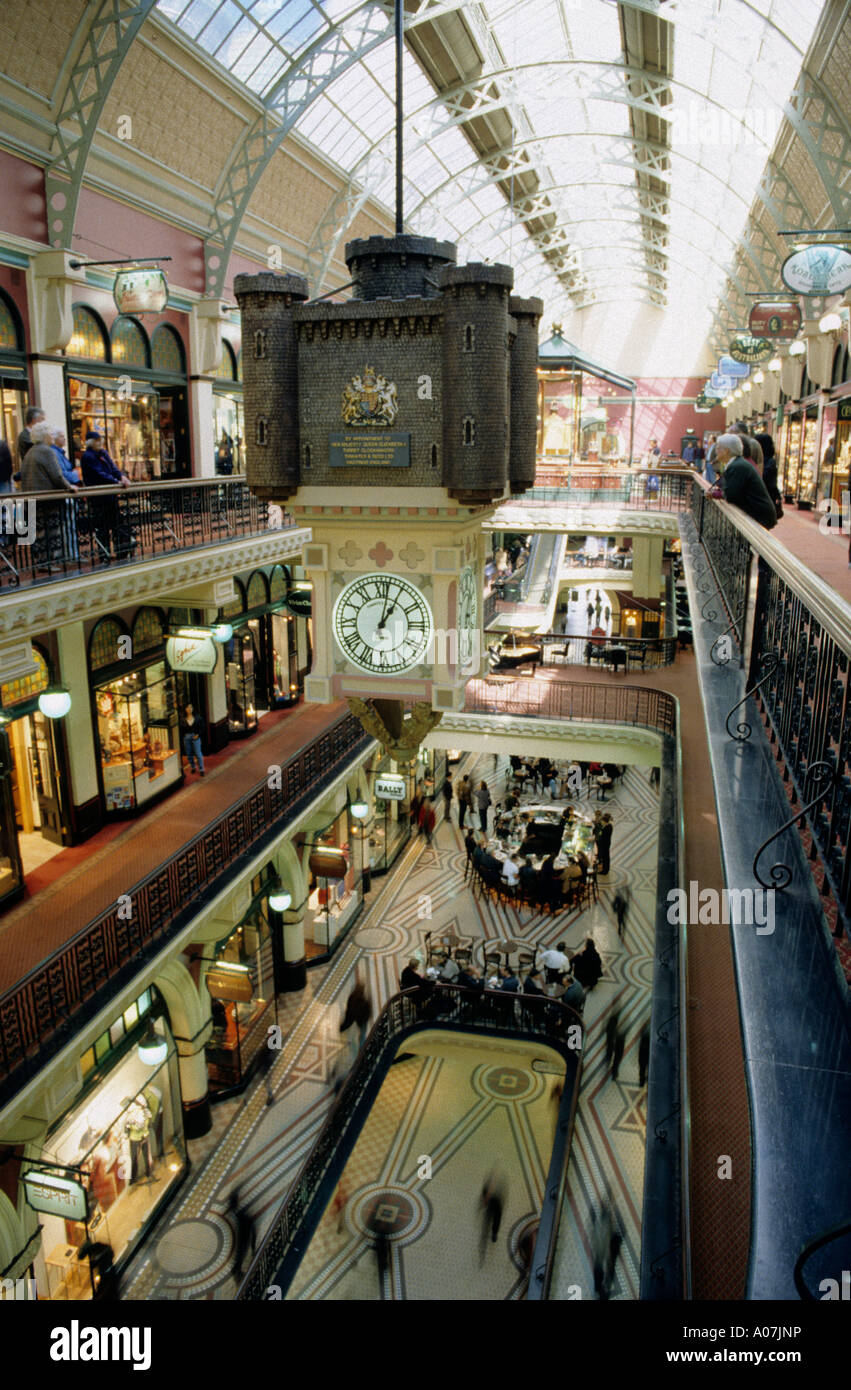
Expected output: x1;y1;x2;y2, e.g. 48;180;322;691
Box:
708;434;777;530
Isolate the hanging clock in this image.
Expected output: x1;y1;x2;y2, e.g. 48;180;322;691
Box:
332;572;434;674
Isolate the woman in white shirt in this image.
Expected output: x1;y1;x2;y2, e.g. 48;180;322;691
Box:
502;854;520;887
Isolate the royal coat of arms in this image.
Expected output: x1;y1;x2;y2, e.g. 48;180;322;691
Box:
341;366;398;426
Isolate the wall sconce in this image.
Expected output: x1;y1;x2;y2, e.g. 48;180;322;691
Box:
818;311;843;334
788;339;806;356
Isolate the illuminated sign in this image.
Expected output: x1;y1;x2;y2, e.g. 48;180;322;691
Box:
375;775;406;801
23;1169;87;1220
165;635;218;674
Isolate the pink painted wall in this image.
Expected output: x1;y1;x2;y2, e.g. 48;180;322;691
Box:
75;188;205;295
0;151;47;244
541;373;726;456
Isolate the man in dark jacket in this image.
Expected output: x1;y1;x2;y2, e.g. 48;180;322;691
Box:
710;434;777;529
80;430;133;560
16;406;44;470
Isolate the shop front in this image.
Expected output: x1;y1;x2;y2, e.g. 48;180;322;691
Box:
0;285;29;454
0;645;72;905
367;754;413;874
219;568;308;735
301;813;364;962
89;611;182;815
205;865;278;1094
212;341;243;474
828;398;851;504
781;410;803;502
29;995;186;1300
65;306;190;479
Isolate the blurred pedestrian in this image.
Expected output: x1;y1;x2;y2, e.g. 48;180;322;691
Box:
257;1029;276;1106
228;1188;256;1282
418;796;436;845
591;1197;622;1301
479;1171;507;1263
612;888;629;940
442;772;453;824
331;1178;348;1233
340;972;372;1052
638;1027;650;1088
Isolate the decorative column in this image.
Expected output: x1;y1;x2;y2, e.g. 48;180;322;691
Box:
55;622;100;833
189;300;230;479
27;250;86;423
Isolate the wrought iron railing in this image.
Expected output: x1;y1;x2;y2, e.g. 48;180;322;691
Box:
0;476;295;589
238;983;583;1301
521;469;695;512
689;478;851;940
484;630;677;669
0;712;371;1106
464;676;677;735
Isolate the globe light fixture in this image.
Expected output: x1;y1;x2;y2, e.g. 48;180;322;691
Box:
768;356;782;372
211;623;233;643
38;687;72;719
137;1018;168;1066
788;339;806;356
350;798;369;821
819;311;843;334
268;878;291;913
753;370;765;385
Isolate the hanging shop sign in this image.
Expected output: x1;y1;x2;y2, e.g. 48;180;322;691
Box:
113;266;169;315
729;333;773;364
748;301;802;339
284;588;312;617
695;393;714;410
703;379;726;399
206;967;254;1003
709;372;735;395
374;774;406;801
23;1168;88;1220
780;245;851;297
165;635;218;674
308;848;348;878
718;356;751;380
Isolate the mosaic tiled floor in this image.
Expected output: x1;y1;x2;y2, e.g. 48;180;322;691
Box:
121;755;658;1301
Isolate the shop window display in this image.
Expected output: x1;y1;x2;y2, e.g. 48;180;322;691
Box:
225;631;258;735
95;662;180;811
205;893;277;1091
69;377;161;481
34;1020;185;1301
303;816;362;959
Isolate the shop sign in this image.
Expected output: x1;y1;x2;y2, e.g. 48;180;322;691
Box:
206;968;254;1003
748;301;802;339
308;848;348;878
374;774;406;801
23;1168;87;1220
284;588;312;617
838;400;851;422
702;380;726;399
729;333;772;364
113;266;169;315
165;635;218;674
781;245;851;297
709;372;734;395
717;356;750;380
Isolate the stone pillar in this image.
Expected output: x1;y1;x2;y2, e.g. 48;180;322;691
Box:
277;904;306;992
176;1045;212;1139
190;376;216;479
55;621;100;825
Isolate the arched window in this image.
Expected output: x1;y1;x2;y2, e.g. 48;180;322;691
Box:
151;324;186;375
131;606;166;654
269;565;288;602
463;323;475;351
0;290;23;351
216;341;238;380
254;329;267;360
110;315;149;368
68;305;108;361
256;416;268;446
0;642;51;709
247;571;269;610
463;417;476;446
88;616;131;671
220;579;246;621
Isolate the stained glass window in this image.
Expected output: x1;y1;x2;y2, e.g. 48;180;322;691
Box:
217;342;238;380
0;294;20;350
0;645;49;708
89;617;128;671
111;315;149;368
132;606;166;653
269;565;288;601
246;571;268;609
220;580;246;620
68;305;108;361
151;324;186;374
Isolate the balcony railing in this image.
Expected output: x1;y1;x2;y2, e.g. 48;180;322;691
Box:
0;476;295;590
484;631;678;670
238;984;584;1302
520;468;694;512
465;676;677;735
0;711;371;1107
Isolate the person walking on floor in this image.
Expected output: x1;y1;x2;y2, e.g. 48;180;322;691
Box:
227;1188;256;1282
638;1027;650;1088
595;814;613;876
181;703;206;776
442;772;453;825
457;774;472;829
418;796;436;845
476;780;492;835
340;973;372;1052
649;765;660;791
257;1028;276;1106
591;1198;622;1301
612;887;629;940
479;1171;506;1263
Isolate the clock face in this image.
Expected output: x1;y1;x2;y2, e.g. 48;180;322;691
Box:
458;565;478;668
332;572;434;674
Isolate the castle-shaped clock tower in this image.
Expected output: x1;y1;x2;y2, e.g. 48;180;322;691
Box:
235;233;541;718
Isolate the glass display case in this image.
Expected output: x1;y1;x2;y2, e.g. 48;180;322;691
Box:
782;415;802;501
833;400;851;506
205;891;276;1092
798;411;819;507
68;377;161;481
225;631;259;735
95;662;180;812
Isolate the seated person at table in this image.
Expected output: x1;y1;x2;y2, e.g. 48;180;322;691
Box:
501;852;520;887
518;855;538;895
438;951;460;983
571;937;603;991
576;849;591;881
498;964;520;993
480;845;502;876
472;840;486;872
464;826;478;867
559;805;576;833
509;754;523;774
457;962;483;993
400;957;432;1005
494;809;513;838
560;857;583;898
539;940;570;982
522;969;545;996
504;790;519;812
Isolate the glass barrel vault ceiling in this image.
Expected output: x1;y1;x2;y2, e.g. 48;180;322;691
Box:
156;0;826;362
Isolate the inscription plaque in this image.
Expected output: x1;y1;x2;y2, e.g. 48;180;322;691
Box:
329;431;411;467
